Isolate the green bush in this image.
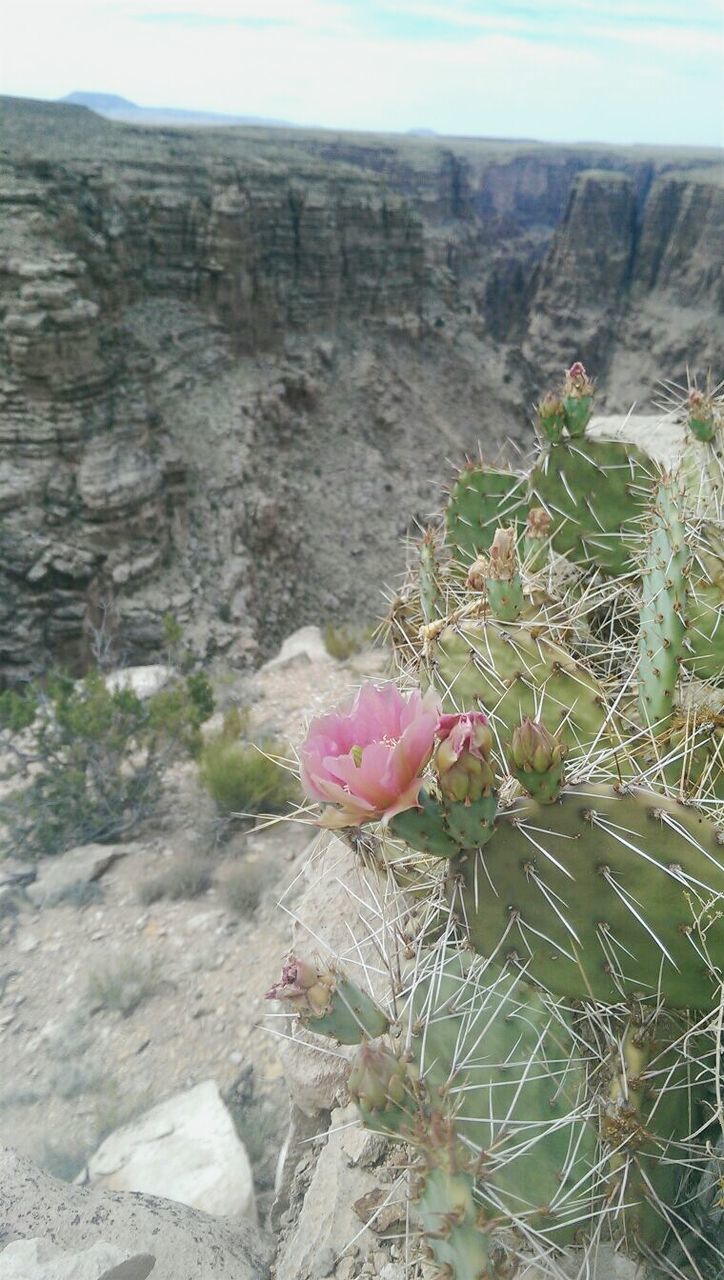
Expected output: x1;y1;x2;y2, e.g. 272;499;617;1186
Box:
1;667;215;859
0;684;37;732
199;736;299;817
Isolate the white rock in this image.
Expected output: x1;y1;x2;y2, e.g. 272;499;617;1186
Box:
16;932;39;954
26;843;129;906
274;1105;378;1280
262;626;332;670
0;1237;152;1280
82;1079;256;1221
588;412;686;470
104;665;173;700
275;835;391;1116
516;1246;641;1278
0;1147;270;1280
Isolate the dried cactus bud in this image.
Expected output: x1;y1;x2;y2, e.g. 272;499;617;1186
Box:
487;527;518;580
466;555;488;592
265;955;334;1018
510;718;566;804
687;389;718;443
435;712;496;803
536;390;566;443
525;507;553;540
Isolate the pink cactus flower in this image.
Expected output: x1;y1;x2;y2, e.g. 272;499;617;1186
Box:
300;682;441;828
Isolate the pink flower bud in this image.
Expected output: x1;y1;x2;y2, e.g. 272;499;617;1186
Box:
563;361;594;398
511;718;565;773
348;1041;410;1114
435;712;495;802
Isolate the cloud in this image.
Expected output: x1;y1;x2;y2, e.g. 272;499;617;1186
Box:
2;0;722;146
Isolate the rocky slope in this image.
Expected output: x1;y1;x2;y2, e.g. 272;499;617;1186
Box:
0;96;722;677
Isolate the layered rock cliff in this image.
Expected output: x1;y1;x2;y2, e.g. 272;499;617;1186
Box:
0;96;722;677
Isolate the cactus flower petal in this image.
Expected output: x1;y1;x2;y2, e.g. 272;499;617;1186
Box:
300;682;441;827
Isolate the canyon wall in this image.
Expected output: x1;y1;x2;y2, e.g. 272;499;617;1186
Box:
1;96;722;676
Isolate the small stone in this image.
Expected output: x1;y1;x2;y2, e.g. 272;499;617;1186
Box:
314;1247;337;1278
341;1125;387;1169
16;932;39;954
334;1259;356;1280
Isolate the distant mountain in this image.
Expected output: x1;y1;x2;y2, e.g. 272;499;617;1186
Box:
59;91;292;129
62;93;138;112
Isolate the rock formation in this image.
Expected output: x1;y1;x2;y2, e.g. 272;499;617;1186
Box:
0;95;722;677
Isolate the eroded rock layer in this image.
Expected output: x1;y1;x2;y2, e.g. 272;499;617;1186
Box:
1;96;722;675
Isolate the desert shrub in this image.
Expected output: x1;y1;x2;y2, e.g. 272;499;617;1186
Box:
323;622;370;661
220;859;275;917
199;736;299;817
219;704;251;741
0;666;215;859
87;954;161;1016
138;853;213;904
0;684;37;732
48;1061;104;1100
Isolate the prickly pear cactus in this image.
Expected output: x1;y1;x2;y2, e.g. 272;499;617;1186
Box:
267;364;724;1280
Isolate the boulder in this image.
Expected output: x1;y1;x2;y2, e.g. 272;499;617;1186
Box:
262;626;332;671
0;1238;155;1280
0;1148;270;1280
274;834;391;1116
0;860;36;890
273;1105;379;1280
26;843;129;907
587;412;686;469
104;667;173;700
81;1081;256;1222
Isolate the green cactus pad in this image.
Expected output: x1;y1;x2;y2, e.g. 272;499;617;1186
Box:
391;790;497;856
485;573;524;623
443;793;498;848
406;950;598;1247
529;438;654;575
563;394;594;437
685;574;724;686
637;478;689;731
391;791;465;857
446;466;527;564
601;1017;709;1255
312;975;390;1044
428;620;613;756
414;1160;496;1280
455;783;724;1007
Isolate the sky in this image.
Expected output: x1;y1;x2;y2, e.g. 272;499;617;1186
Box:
2;0;723;147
